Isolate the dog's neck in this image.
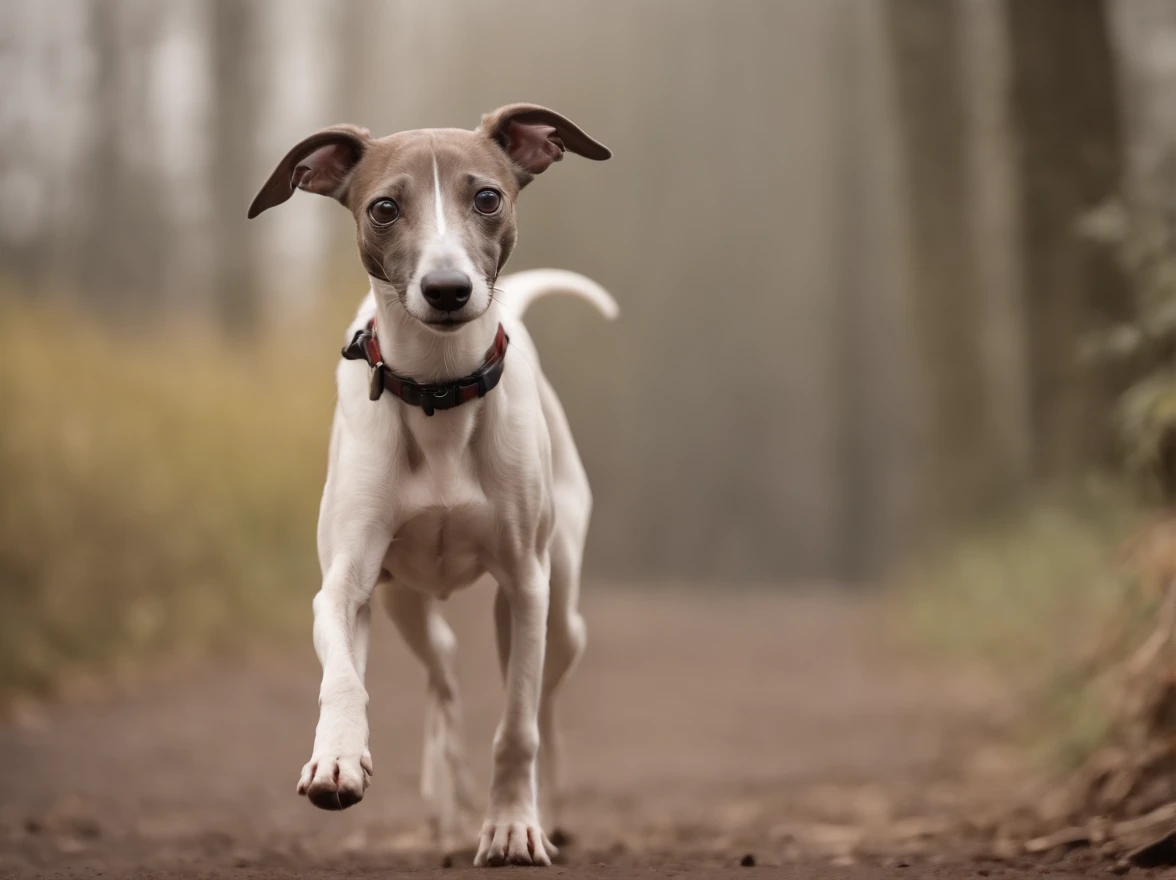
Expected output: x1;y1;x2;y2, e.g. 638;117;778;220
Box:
369;277;502;383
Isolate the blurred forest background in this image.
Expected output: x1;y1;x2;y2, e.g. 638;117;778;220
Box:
4;0;1176;700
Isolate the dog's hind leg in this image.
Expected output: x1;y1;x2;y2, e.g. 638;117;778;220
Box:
383;579;477;855
541;532;587;841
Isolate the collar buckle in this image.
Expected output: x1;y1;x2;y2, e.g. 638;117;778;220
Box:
420;386;455;417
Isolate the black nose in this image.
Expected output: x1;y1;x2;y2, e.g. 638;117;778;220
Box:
420;270;472;312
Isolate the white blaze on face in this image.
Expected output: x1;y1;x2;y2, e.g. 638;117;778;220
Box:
432;153;447;239
406;148;485;323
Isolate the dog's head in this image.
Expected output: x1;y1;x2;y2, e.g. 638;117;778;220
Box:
249;104;610;333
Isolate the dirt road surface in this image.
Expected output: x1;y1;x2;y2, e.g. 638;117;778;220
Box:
0;587;1132;878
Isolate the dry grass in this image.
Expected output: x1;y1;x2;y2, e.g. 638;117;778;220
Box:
953;517;1176;868
893;491;1176;867
893;485;1145;768
0;299;343;702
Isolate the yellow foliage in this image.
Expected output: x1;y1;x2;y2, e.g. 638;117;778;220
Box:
0;301;340;700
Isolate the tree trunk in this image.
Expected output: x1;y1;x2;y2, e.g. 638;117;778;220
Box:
79;0;168;314
961;0;1032;494
833;0;876;581
82;0;125;307
885;0;993;527
1003;0;1128;479
211;0;259;334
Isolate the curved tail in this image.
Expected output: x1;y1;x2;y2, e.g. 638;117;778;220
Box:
497;269;619;321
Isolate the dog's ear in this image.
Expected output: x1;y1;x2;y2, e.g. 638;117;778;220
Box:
248;125;371;218
478;104;611;186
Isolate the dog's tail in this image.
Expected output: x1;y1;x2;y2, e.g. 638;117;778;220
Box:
497;269;619;321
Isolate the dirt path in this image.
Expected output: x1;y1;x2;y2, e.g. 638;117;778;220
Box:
0;587;1118;878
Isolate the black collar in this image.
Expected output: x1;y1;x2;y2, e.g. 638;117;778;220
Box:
341;320;510;416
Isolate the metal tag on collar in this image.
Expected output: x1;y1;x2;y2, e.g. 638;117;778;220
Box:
369;362;385;401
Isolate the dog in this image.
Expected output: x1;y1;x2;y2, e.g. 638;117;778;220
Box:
248;104;614;866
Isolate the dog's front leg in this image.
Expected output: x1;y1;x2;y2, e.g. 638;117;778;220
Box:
297;526;390;811
475;559;555;867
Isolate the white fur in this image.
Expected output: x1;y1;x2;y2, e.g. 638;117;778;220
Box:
301;269;616;866
432;153;448;237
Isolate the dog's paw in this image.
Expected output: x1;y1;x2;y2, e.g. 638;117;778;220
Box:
296;752;372;811
473;815;557;867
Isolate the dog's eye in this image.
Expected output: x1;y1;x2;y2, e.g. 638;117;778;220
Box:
473;189;501;215
368;199;400;226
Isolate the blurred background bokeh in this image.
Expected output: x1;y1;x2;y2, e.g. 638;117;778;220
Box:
4;0;1176;712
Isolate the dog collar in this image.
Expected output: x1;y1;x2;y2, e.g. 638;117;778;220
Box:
341;320;510;416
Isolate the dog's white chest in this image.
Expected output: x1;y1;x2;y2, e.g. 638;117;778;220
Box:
381;450;493;598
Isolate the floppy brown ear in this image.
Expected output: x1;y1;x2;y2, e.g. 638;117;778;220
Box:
478;103;611;185
247;124;371;218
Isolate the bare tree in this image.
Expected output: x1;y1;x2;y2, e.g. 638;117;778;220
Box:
81;0;127;306
832;0;876;580
1004;0;1128;480
211;0;259;333
961;0;1032;496
885;0;994;526
76;0;169;313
